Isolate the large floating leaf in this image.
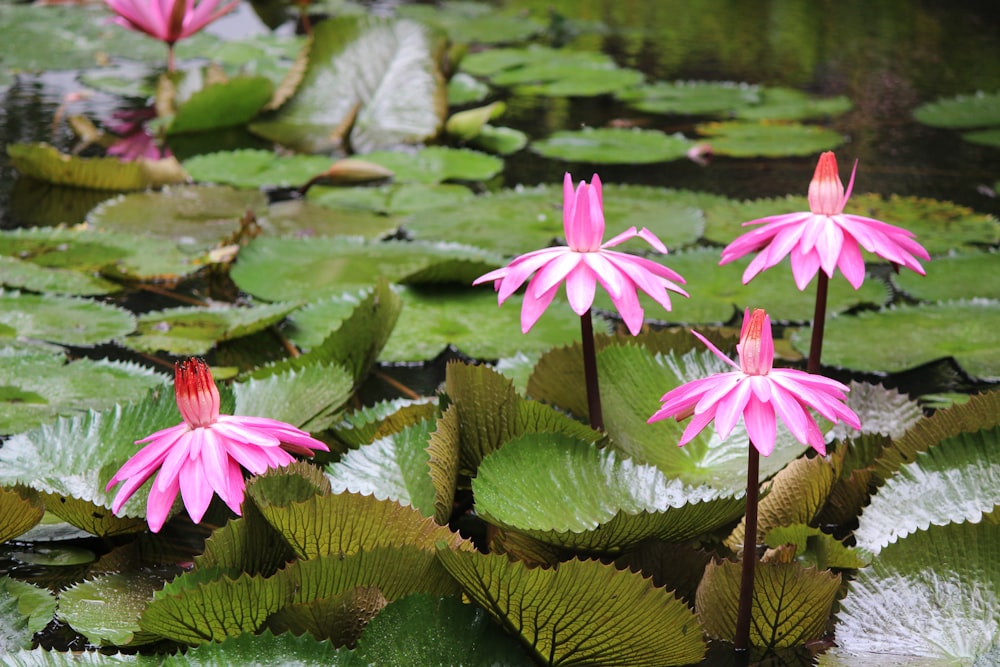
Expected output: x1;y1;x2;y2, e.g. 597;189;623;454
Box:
913;89;1000;129
349;594;533;666
793;301;1000;380
853;426;1000;554
0;253;120;296
0;354;165;436
0;577;56;653
160;630;345;666
696;559;841;649
234;363;354;433
0;290;135;347
397;2;545;45
893;251;1000;301
308;182;474;215
531;127;693;164
57;572;163;646
460;45;644;97
734;87;852;121
695;121;844;157
166;76;274;135
249;15;447;153
403;183;705;257
591;247;889;325
326;418;438;518
820;521;1000;666
6;143;187;191
231;237;501;302
259;199;399;240
616;80;761;116
437;549;707;666
473;434;745;553
182;150;336;188
87;185;267;258
122;302;298;356
0;487;44;543
360;146;502;184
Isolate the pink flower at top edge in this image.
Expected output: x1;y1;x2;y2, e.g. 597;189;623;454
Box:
473;172;689;335
106;358;328;533
720;152;930;290
104;0;238;46
647;308;860;456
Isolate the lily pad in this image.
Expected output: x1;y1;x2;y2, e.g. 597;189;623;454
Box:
57;572;163;646
259;199;400;239
403;183;705;257
734;87;853;121
308;182;474;215
964;127;1000;148
6;143;188;191
694;121;844;157
249;15;448;153
166;75;274;135
893;251;1000;301
122;302;299;356
359;146;503;184
231;237;501;302
160;630;345;666
616;80;762;116
470;124;529;155
531;127;694;164
791;301;1000;380
447;71;491;106
0;577;56;652
436;549;707;666
0;290;135;348
913;89;1000;129
821;520;1000;666
182;150;336;188
0;487;44;544
396;2;545;45
0;353;166;436
473;433;746;552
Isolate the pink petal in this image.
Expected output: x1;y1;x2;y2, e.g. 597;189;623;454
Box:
743;398;777;456
564;263;598;315
179;457;213;524
520;279;560;332
145;473;180;533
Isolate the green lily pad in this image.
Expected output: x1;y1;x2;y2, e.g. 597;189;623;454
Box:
531;127;694;164
308;182;474;215
447;71;491;106
964;128;1000;148
0;255;120;297
182;150;336;188
167;75;274;135
403;183;704;257
234;363;355;434
0;353;165;436
249;15;448;153
0;577;56;652
397;2;545;45
231;237;501;302
437;549;707;666
259;199;400;239
696;560;841;649
360;146;503;184
87;185;267;258
326;418;437;518
764;524;870;570
592;247;889;325
470;124;529;155
122;302;299;356
0;226;206;286
57;572;163;646
820;521;1000;666
854;426;1000;554
0;290;135;348
0;487;44;544
161;630;345;666
473;433;745;552
460;45;645;97
616;80;762;116
734;87;853;121
913;89;1000;129
791;301;1000;380
695;121;844;157
893;251;1000;301
6;143;188;191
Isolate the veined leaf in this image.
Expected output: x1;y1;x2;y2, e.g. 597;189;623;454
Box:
0;487;43;545
58;572;163;646
160;629;345;666
6;143;187;191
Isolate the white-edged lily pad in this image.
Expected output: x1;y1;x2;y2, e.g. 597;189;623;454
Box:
531;127;694;164
792;300;1000;380
695;121;844;157
0;290;135;348
249;15;448;153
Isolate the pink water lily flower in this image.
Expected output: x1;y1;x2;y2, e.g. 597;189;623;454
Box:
648;308;860;456
106;358;328;532
720;152;929;290
105;0;238;69
473;172;688;335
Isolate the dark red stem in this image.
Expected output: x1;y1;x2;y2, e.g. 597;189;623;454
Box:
734;440;760;653
579;309;603;431
807;271;829;374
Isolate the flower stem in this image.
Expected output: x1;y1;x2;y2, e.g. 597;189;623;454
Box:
579;309;603;431
734;440;760;653
167;44;176;72
807;271;829;374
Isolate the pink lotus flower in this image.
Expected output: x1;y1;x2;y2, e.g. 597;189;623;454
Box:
104;0;238;69
648;308;860;456
720;152;929;290
473;172;688;335
106;358;328;532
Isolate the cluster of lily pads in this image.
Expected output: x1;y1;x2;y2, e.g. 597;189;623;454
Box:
1;0;999;665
